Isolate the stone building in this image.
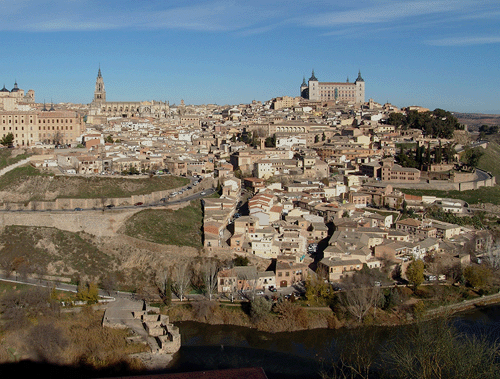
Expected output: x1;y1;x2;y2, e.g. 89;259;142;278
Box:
0;108;84;147
300;70;365;104
0;81;35;111
88;68;169;121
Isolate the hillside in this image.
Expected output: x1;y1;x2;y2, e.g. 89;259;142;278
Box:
0;167;189;203
477;141;500;183
0;225;200;291
0;148;31;170
121;201;204;248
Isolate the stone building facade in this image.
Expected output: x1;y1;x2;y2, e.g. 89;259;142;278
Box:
0;81;35;111
0;109;84;146
89;68;169;121
300;70;365;104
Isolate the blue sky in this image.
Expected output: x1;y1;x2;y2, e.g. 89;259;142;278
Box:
1;0;499;113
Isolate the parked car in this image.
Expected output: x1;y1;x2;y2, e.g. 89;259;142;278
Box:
106;204;115;208
134;202;144;206
201;191;206;195
256;290;264;295
74;207;83;211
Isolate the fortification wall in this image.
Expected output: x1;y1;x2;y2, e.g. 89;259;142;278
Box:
386;170;496;192
0;177;217;211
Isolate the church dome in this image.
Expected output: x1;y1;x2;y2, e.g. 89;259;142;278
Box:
11;82;19;92
1;85;10;93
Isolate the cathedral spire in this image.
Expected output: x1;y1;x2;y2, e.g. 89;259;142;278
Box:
309;69;318;81
93;66;106;103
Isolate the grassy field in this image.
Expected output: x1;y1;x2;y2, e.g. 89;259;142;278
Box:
0;148;31;170
400;141;500;205
477;140;500;183
401;185;500;205
0;166;189;201
122;200;203;247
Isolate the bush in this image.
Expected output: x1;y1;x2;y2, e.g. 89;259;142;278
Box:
250;297;272;323
273;301;308;331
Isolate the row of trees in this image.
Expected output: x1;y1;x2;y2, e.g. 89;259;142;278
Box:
396;141;457;169
153;257;250;304
387;108;464;139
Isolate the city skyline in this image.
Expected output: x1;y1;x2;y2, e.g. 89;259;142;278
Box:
1;0;499;113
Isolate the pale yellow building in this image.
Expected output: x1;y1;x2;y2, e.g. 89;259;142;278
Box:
0;109;84;147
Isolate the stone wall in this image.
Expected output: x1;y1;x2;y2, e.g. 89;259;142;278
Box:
0;177;217;211
0;208;139;237
387;169;496;192
0;201;193;238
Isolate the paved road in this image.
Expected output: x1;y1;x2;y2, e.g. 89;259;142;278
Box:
0;185;216;213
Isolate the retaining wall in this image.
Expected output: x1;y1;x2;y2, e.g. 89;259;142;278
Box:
0;177;217;211
0;201;193;238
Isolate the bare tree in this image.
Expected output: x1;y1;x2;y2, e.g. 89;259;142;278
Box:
341;284;382;323
172;261;192;301
155;267;170;299
25;322;69;364
241;266;259;301
320;327;383;379
53;131;64;146
482;236;500;271
202;259;219;301
0;256;14;278
101;272;118;296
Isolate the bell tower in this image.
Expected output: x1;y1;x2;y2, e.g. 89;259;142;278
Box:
93;66;106;104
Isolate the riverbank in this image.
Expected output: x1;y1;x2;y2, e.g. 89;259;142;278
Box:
425;291;500;318
165;299;408;333
165;288;500;333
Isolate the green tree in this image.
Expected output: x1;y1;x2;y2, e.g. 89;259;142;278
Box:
104;135;114;143
164;277;172;306
250;296;272;323
0;133;14;147
462;147;484;168
76;281;99;304
463;265;491;289
406;259;425;289
234;255;250;266
305;275;333;306
264;134;276;147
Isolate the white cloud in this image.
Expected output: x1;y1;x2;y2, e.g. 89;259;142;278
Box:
426;36;500;46
0;0;498;38
301;0;496;27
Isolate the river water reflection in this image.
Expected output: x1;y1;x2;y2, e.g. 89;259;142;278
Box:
161;306;500;379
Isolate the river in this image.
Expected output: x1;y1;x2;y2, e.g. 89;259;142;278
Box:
158;306;500;379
